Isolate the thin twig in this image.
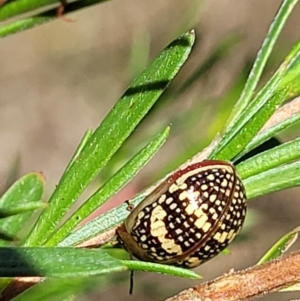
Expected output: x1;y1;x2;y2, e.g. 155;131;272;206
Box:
76;228;116;248
260;96;300;133
165;249;300;301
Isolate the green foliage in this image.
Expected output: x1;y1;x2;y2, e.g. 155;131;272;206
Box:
0;247;126;277
0;0;107;37
257;226;300;265
0;0;300;299
0;173;45;246
23;30;195;247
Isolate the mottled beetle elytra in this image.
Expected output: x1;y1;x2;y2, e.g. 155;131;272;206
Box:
117;160;247;268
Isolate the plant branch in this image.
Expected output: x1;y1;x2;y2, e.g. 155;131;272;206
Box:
165;249;300;301
261;96;300;131
4;245;300;301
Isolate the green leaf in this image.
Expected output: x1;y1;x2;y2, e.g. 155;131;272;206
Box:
0;247;125;277
0;246;199;280
63;129;93;176
243;161;300;199
59;193;147;247
258;227;300;293
257;226;300;264
0;231;16;242
0;16;52;38
58;202;135;247
8;254;200;301
210;8;300;161
234;100;300;163
0;201;47;218
227;0;299;125
121;260;201;279
46;126;170;246
0;173;45;246
237;138;300;179
210;85;289;161
24;30;195;247
0;0;60;21
210;36;300;161
0;0;108;38
277;39;300;96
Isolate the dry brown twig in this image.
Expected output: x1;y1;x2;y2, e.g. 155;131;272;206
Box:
2;97;300;300
165;249;300;301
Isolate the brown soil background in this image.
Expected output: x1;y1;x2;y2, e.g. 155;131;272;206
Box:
1;0;300;300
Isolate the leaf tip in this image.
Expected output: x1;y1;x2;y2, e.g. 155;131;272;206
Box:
189;29;196;35
33;171;47;184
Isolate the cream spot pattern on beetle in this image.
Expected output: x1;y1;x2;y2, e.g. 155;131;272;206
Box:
194;214;208;229
117;160;247;268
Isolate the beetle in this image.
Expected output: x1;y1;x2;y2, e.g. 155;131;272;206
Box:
116;160;247;268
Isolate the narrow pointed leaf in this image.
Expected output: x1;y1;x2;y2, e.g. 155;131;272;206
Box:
234;99;300;162
24;30;195;247
0;247;125;277
237;138;300;179
210;36;300;161
46;126;170;246
121;260;201;279
0;173;45;246
227;0;299;125
0;1;108;38
59;194;146;247
257;226;300;265
0;0;60;21
0;201;47;218
210;86;289;161
63;129;93;176
244;161;300;199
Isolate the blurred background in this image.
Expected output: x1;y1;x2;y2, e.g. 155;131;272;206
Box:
1;0;300;300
